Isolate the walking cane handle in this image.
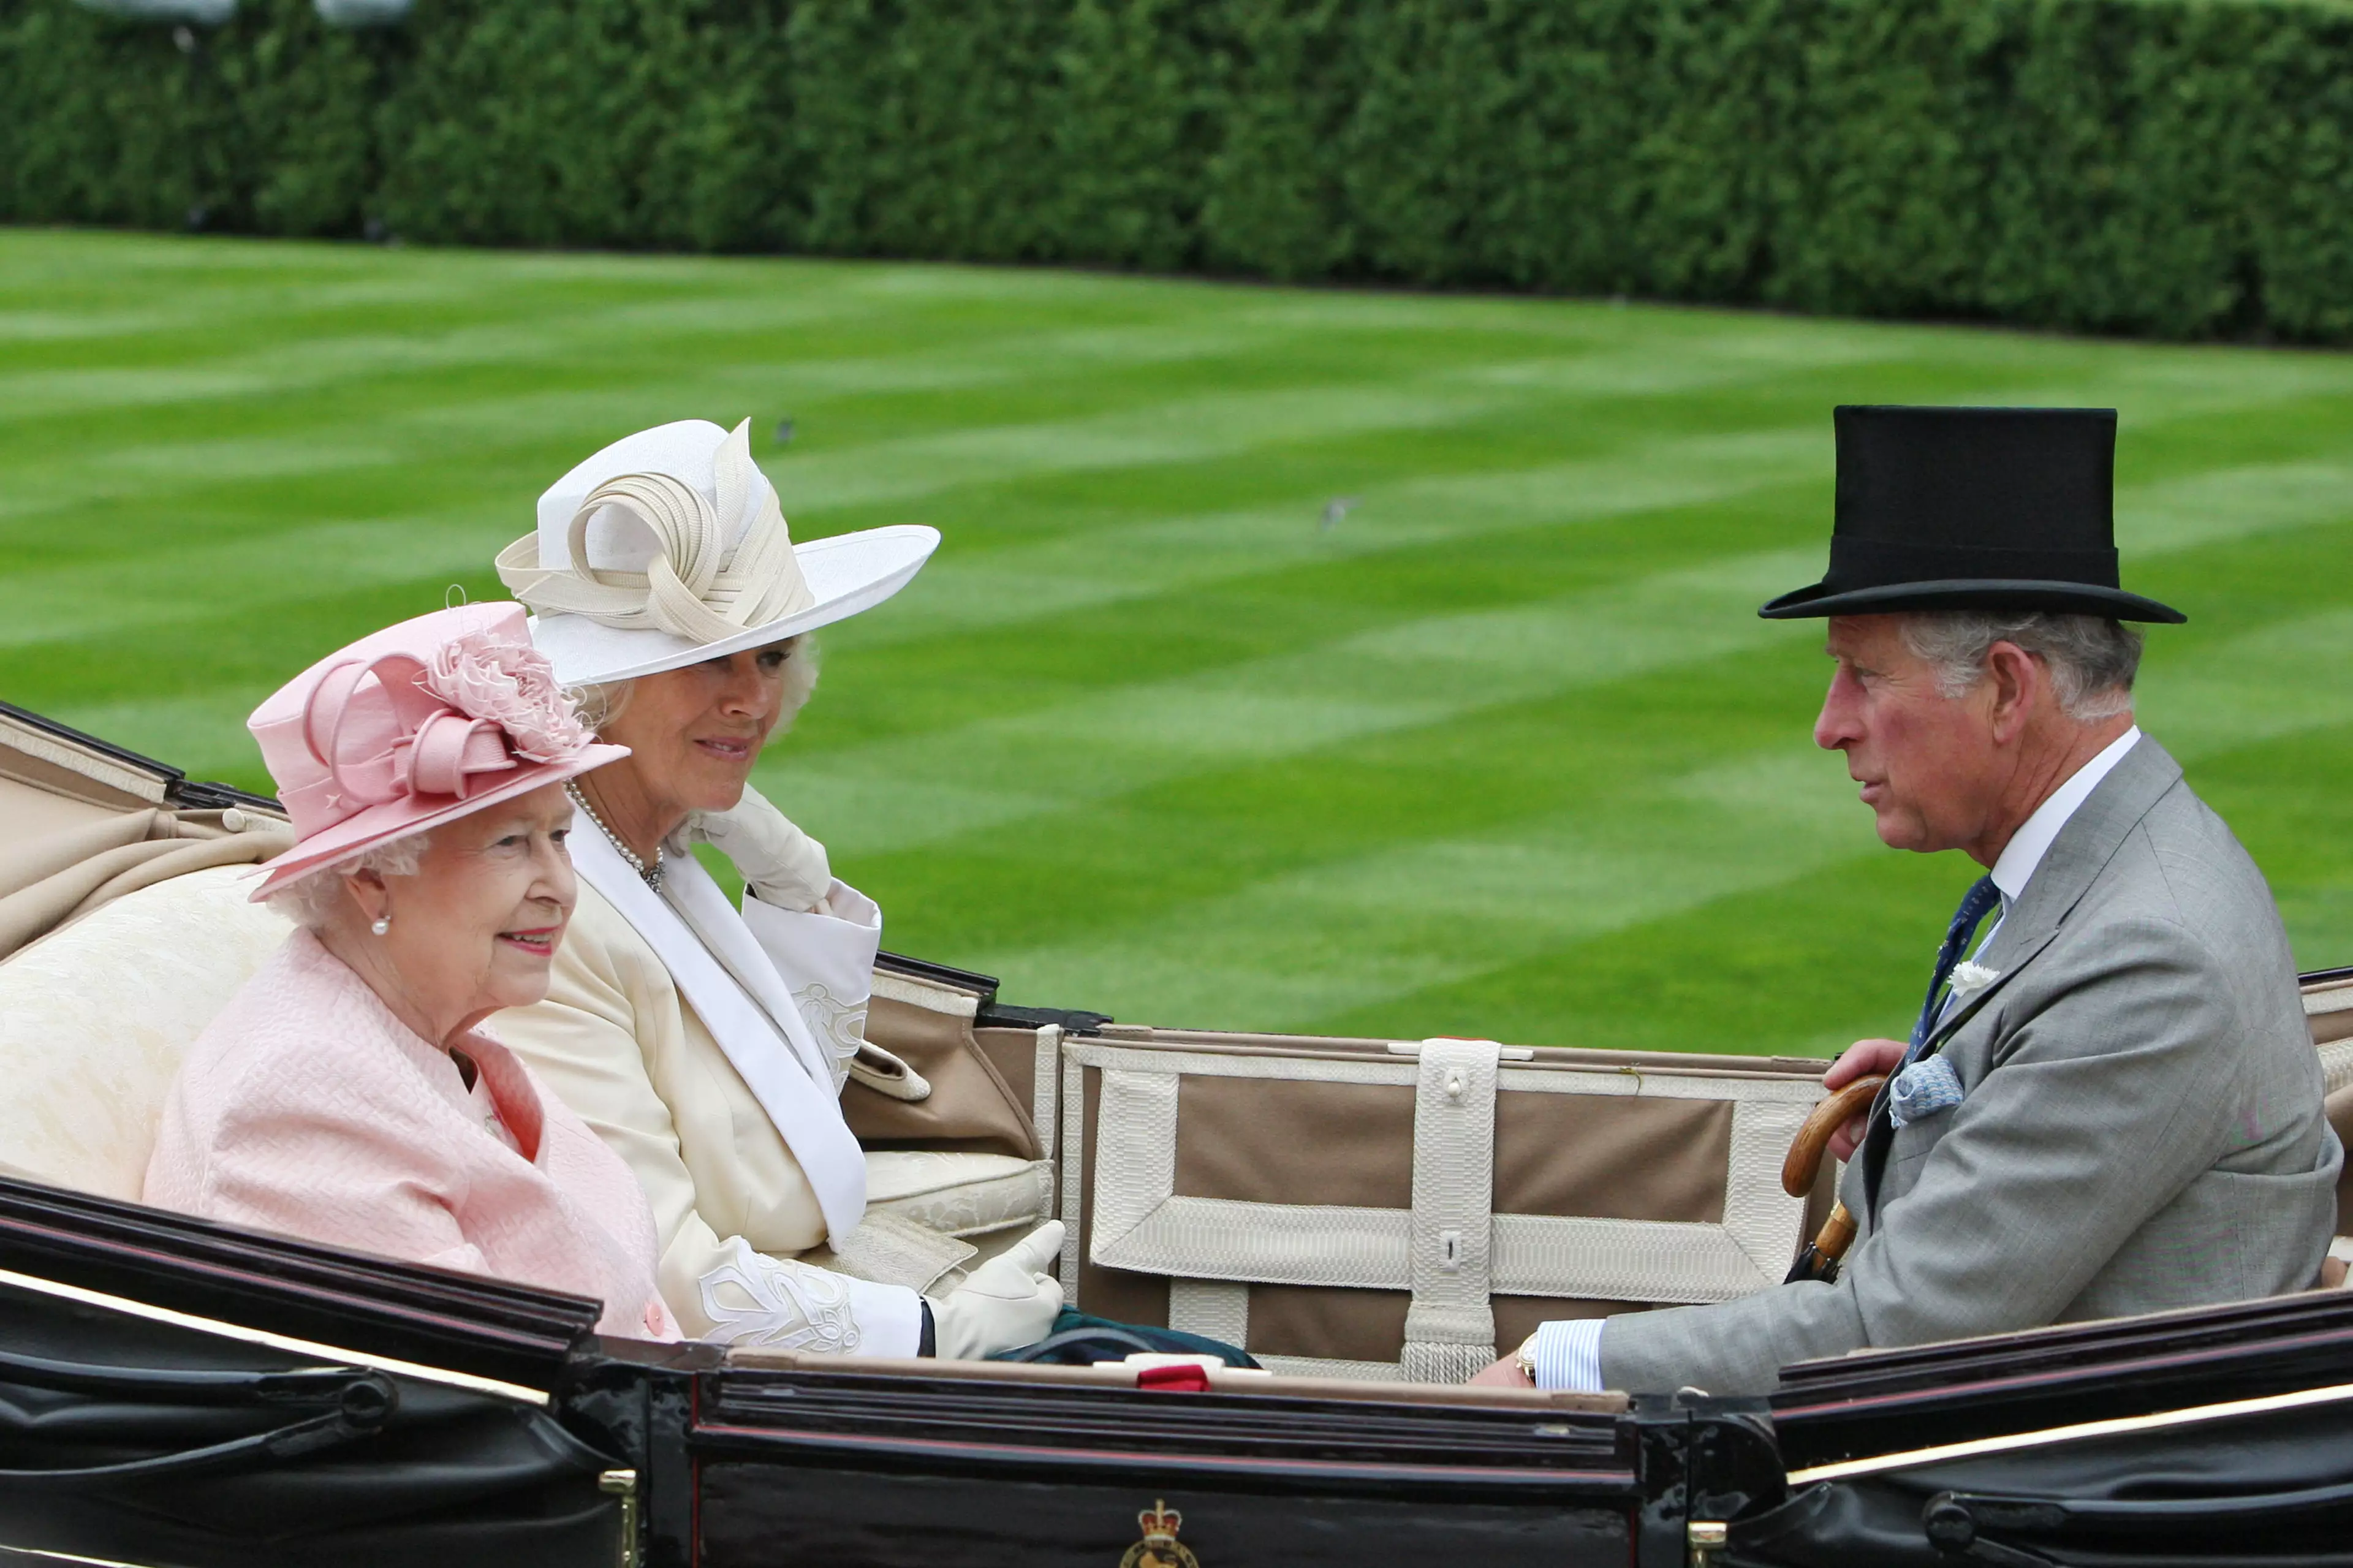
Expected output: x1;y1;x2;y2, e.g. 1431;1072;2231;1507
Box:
1781;1074;1887;1199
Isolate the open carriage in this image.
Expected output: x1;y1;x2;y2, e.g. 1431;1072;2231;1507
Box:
5;700;2353;1567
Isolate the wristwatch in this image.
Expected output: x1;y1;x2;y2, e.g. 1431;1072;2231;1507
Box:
1514;1332;1540;1385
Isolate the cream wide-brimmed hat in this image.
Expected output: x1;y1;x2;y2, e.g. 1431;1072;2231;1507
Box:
496;419;939;688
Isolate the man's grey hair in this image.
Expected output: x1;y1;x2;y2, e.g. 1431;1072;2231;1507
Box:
1899;611;2143;722
567;633;819;746
265;834;426;931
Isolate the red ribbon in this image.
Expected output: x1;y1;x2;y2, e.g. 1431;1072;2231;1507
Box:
1134;1362;1213;1393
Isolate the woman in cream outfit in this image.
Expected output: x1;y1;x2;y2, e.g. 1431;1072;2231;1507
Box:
490;418;1061;1362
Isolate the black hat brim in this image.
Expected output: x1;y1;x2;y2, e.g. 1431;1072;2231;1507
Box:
1757;577;2185;624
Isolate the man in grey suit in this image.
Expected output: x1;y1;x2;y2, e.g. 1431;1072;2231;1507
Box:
1479;405;2340;1397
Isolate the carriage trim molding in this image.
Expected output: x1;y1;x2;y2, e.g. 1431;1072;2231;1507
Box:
0;1263;550;1406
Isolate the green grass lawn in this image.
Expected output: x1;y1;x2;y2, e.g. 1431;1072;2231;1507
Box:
5;227;2352;1057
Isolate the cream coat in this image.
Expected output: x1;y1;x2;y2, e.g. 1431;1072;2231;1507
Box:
496;879;853;1336
144;930;676;1339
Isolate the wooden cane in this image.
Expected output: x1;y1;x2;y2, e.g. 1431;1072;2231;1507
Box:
1781;1074;1887;1286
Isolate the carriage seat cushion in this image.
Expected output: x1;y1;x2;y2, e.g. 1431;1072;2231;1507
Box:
0;863;292;1201
863;1149;1055;1239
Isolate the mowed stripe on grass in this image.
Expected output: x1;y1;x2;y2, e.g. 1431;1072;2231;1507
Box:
3;228;2351;1055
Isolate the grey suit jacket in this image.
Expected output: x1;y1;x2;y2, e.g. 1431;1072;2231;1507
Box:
1601;736;2341;1396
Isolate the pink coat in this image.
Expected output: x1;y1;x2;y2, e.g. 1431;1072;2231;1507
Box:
145;929;677;1339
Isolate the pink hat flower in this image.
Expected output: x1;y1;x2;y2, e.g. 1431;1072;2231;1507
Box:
423;631;591;763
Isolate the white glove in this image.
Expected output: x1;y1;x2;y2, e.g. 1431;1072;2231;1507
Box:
926;1222;1065;1361
683;782;833;912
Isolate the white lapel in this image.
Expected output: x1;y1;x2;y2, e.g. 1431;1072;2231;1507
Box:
660;851;836;1089
569;825;866;1237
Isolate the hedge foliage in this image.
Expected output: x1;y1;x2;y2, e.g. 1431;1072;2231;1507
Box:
8;0;2353;339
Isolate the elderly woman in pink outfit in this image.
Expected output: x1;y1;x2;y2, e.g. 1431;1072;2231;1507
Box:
144;602;677;1339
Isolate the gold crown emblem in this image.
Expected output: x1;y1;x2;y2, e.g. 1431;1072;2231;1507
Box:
1120;1499;1200;1567
1138;1501;1182;1543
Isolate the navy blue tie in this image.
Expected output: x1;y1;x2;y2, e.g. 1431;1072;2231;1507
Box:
1906;876;2003;1061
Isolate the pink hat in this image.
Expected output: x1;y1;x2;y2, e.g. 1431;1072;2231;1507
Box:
247;603;627;900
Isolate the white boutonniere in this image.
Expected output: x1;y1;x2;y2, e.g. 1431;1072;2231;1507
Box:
1949;960;2001;999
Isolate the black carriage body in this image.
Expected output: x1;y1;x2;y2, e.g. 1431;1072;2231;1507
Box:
0;1178;1673;1567
13;1173;2353;1567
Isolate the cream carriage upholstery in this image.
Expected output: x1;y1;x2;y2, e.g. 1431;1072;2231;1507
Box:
2306;975;2353;1098
0;863;292;1198
2302;975;2353;1283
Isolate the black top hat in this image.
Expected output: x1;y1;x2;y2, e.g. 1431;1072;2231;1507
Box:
1757;406;2184;623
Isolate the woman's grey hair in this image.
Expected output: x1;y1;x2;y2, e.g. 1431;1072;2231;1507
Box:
265;834;426;931
1898;611;2143;722
567;633;819;745
565;679;631;734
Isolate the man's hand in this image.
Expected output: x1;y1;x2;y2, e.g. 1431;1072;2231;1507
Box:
1469;1353;1534;1388
1823;1038;1906;1161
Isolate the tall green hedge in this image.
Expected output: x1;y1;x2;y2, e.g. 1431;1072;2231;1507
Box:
8;0;2353;340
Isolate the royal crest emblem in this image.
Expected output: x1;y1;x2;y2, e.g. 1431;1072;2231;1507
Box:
1118;1499;1200;1568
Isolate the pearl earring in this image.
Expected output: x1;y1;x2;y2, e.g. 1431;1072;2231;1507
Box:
371;916;391;936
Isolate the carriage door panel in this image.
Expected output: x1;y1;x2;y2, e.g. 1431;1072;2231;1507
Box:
693;1362;1639;1568
1060;1030;1828;1379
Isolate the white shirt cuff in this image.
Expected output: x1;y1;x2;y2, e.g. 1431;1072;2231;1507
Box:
1529;1318;1607;1392
855;1278;926;1359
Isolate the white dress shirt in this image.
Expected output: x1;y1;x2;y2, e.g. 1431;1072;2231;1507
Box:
1528;727;2143;1392
1976;725;2142;954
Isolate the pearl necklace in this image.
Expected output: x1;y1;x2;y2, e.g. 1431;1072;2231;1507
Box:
567;781;664;892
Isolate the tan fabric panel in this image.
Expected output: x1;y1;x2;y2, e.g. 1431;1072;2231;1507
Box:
1;775;121;846
1247;1285;1411;1362
2314;1010;2353;1048
1172;1076;1416;1209
1073;1036;1833;1366
3;809;159;902
1075;1063;1169;1328
848;997;1040;1160
1492;1091;1731;1224
972;1026;1038;1118
0;805;293;964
